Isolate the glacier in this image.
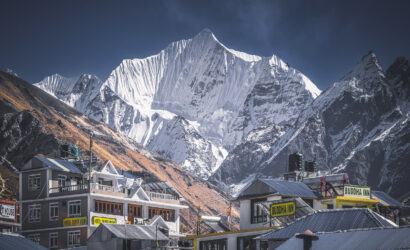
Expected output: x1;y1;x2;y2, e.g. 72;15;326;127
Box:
35;29;320;179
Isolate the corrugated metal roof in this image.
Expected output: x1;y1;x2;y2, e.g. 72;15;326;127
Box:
372;190;404;207
35;156;83;173
203;221;229;233
102;223;169;241
257;208;396;240
0;233;47;250
259;179;318;199
276;226;410;250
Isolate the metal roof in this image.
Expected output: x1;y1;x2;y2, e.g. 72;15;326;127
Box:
102;223;169;241
276;226;410;250
372;190;404;207
0;233;47;250
258;179;318;199
33;156;83;173
142;181;183;200
257;208;396;240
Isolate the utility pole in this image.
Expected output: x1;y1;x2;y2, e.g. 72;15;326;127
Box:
89;132;93;191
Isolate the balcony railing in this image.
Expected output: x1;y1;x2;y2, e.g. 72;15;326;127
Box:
146;191;179;201
90;183;125;193
49;184;88;194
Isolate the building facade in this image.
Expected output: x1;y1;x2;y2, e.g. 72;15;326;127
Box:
19;156;187;249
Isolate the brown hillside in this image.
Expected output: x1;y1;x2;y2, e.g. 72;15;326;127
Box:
0;71;238;232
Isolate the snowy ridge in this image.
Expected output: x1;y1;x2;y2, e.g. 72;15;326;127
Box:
35;29;320;179
211;52;410;198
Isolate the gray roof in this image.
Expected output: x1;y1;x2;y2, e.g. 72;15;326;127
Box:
202;220;229;233
372;190;404;207
259;179;318;199
276;226;410;250
29;156;83;173
102;223;169;241
142;181;184;200
257;208;396;240
0;233;47;250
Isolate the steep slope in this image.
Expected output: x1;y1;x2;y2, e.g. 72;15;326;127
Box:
0;71;236;231
35;29;320;179
211;52;410;199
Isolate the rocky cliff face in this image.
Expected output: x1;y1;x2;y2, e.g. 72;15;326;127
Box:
0;71;235;230
35;29;320;179
211;52;410;199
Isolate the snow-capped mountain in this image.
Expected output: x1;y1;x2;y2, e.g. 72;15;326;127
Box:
210;52;410;199
36;73;103;112
35;29;320;179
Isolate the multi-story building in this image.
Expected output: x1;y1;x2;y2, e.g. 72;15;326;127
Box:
18;155;187;249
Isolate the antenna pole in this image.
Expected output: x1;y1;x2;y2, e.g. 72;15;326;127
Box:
89;132;93;191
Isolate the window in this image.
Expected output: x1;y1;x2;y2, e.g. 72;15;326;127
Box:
68;200;81;217
128;204;142;222
250;198;267;224
49;202;59;221
29;204;41;222
28;234;40;244
327;204;334;209
58;175;66;188
199;239;227;250
94;200;123;215
67;231;81;248
49;232;58;248
148;207;175;222
28;174;41;191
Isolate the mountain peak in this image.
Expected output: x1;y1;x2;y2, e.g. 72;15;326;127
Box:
342;51;383;81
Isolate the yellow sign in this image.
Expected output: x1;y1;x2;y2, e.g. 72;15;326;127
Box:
63;216;87;227
270;202;295;217
93;216;117;225
344;185;371;199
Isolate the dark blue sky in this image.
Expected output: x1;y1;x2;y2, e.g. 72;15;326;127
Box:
1;0;409;90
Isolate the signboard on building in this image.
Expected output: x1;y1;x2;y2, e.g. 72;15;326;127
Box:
63;216;87;227
270;201;295;217
344;185;371;199
0;202;15;220
92;216;116;226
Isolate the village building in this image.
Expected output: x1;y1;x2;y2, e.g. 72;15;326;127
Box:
185;178;318;250
256;208;397;249
18;155;187;249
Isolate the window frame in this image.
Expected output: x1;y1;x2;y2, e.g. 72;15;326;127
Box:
49;232;58;248
250;198;268;224
94;200;124;215
68;200;81;217
67;230;81;248
28;174;41;191
28;233;40;244
57;175;66;188
29;204;41;223
148;207;175;222
49;202;59;221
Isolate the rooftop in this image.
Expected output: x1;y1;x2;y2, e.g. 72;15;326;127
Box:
235;178;319;200
257;208;397;240
276;226;410;250
0;233;47;250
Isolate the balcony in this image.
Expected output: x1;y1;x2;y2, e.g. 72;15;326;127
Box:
90;183;126;198
49;184;88;196
146;191;180;204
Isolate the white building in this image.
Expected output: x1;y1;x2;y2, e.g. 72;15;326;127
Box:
18;155;187;249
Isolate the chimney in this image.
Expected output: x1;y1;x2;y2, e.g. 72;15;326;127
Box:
295;230;318;250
